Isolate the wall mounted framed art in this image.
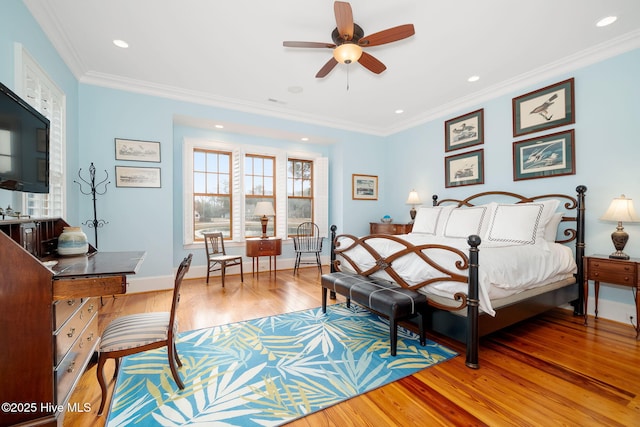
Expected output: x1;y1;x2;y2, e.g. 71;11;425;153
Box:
115;166;161;188
512;78;574;137
115;138;161;162
512;129;575;181
445;149;484;188
445;108;484;152
352;174;378;200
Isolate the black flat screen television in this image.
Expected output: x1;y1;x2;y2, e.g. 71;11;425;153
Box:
0;81;50;193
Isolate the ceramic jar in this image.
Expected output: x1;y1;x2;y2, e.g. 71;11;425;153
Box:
57;226;88;256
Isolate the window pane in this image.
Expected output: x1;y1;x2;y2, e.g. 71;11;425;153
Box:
194;151;206;171
245;197;275;237
194;172;206;193
193;195;231;239
288;198;312;235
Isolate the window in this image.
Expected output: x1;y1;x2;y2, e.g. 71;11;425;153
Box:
193;149;232;239
18;45;66;218
183;138;328;246
287;159;313;236
245;155;275;238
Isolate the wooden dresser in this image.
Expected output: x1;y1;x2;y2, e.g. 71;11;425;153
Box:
0;218;144;426
370;222;413;235
246;237;282;275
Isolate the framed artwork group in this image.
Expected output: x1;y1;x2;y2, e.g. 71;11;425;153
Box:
114;138;162;188
443;77;575;187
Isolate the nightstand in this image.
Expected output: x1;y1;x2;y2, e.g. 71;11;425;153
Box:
246;237;282;276
369;222;413;235
583;254;639;338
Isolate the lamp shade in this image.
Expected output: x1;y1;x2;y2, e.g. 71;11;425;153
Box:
405;190;422;205
600;195;640;222
254;201;275;217
333;43;363;64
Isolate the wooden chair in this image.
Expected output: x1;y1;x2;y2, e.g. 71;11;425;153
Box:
96;254;193;415
293;222;324;275
203;232;244;287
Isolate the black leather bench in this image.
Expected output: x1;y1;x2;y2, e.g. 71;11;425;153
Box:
321;271;428;356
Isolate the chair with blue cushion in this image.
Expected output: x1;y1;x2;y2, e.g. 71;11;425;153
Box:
96;254;192;415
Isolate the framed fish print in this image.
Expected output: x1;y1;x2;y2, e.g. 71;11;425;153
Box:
512;78;574;137
445;109;484;152
512;130;575;181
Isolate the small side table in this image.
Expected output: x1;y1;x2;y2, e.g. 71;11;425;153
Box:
369;222;413;235
583;254;639;338
246;237;282;276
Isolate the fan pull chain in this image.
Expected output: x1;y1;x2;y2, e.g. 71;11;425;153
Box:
346;65;350;91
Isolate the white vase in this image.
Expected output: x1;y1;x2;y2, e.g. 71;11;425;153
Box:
57;227;89;256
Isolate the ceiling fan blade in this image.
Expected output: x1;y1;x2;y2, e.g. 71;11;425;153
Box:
358;24;415;47
358;52;386;74
334;1;354;40
283;41;336;49
316;57;339;78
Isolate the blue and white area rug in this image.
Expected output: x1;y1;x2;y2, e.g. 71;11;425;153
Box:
107;303;456;426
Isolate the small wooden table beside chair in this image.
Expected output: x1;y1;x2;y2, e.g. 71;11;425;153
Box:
293;222;324;275
203;231;244;287
96;254;193;415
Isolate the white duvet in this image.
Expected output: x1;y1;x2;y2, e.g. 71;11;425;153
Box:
336;233;577;316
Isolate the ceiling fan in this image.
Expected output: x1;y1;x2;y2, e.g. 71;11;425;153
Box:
283;1;415;78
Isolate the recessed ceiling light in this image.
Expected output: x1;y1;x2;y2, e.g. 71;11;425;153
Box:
596;16;617;27
468;75;480;82
288;86;303;94
301;137;309;141
113;39;129;48
215;124;224;129
395;109;404;114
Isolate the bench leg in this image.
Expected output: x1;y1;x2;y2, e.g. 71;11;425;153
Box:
390;314;398;356
346;297;350;308
322;287;327;313
418;312;427;346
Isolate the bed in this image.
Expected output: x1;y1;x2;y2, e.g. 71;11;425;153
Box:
328;185;587;368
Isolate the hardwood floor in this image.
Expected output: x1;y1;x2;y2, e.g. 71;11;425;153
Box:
64;267;640;426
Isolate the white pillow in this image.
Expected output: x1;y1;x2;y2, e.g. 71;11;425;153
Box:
544;212;564;242
485;200;560;245
412;206;454;235
443;204;493;239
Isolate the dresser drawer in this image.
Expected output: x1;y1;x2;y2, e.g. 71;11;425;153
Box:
586;258;637;284
53;298;82;331
246;238;282;257
55;312;99;405
54;298;98;366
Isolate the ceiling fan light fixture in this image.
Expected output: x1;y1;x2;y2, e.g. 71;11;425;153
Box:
333;43;362;64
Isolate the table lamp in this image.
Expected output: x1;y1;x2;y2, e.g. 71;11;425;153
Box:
254;201;275;239
405;190;422;223
600;194;640;260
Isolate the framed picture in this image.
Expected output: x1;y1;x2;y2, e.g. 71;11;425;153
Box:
115;138;161;162
115;166;161;188
445;149;484;188
445;108;484;152
512;129;575;181
512;78;574;137
352;174;378;200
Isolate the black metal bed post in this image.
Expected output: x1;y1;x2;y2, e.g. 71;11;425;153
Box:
74;163;109;248
329;225;337;299
573;185;587;316
466;234;481;369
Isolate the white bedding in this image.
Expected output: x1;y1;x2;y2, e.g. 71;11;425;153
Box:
335;233;577;316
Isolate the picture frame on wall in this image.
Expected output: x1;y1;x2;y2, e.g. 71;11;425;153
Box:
512;78;574;137
512;129;575;181
115;166;161;188
352;174;378;200
115;138;161;162
445;108;484;152
445;149;484;188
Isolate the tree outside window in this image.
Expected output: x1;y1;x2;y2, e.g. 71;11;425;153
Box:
287;159;313;236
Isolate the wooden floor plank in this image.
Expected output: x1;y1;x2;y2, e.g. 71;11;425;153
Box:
63;268;640;427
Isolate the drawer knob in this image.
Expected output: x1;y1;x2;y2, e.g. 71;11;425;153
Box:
87;304;95;313
67;360;76;373
67;327;76;338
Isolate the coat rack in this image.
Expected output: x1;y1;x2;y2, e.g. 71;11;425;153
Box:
74;163;109;248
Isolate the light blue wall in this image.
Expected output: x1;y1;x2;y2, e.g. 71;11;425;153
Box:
2;0;639;310
383;48;640;306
